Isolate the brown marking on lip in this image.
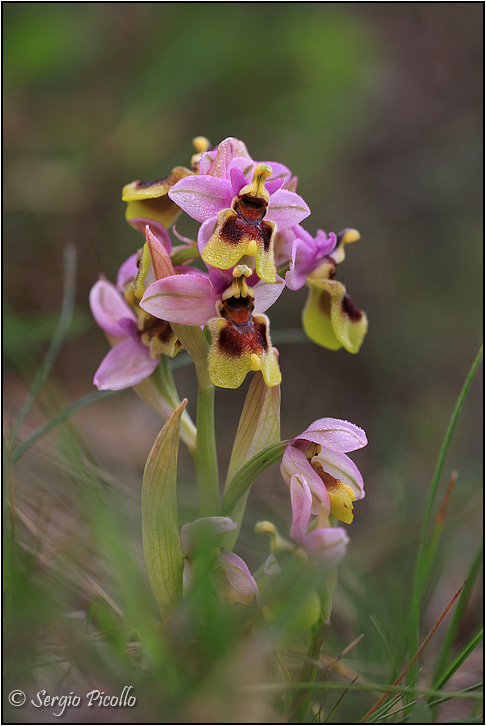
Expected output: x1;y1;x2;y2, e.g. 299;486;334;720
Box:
342;294;363;322
311;462;343;491
218;317;268;358
220;213;274;252
146;319;174;343
318;289;332;318
135;176;169;189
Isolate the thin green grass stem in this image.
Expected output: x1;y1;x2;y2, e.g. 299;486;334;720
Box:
432;545;483;687
11;244;77;443
408;345;483;685
12;389;117;463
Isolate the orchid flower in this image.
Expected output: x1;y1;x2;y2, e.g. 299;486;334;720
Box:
140;244;284;388
289;475;349;565
181;516;260;606
90;227;181;390
168;159;310;283
281;417;367;524
285;225;338;291
287;226;368;354
121;136;212;235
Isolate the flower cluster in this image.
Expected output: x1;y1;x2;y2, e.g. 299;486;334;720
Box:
91;136;367;391
89;136;369;619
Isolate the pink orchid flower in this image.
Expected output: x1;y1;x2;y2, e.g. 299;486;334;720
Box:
90;227;180;390
281;417;367;524
140;242;285;388
168;153;310;283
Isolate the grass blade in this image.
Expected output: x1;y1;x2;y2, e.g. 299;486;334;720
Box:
408;346;483;678
433;628;483;692
361;581;465;722
432;545;483;686
220;441;289;516
11;244;77;443
11;389;117;463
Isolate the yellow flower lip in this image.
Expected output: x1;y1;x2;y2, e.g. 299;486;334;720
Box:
327;480;356;524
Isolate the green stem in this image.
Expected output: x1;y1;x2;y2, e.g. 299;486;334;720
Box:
156;357;197;449
193;374;220;517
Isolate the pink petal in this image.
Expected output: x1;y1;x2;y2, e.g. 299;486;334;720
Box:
281;447;331;515
289;475;313;542
168;175;233;223
197;216;218;256
229;166;248;196
267;189;310;232
93;338;159;390
145;225;176;280
265;178;285;195
304;526;349;565
183;560;195;596
140;274;218;326
126;218;173;248
201;138;252;177
216;551;260;606
253;275;285;314
298;418;368;452
90;279;136;338
116;253;138;292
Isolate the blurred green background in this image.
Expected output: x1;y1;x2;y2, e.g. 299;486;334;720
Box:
4;3;483;723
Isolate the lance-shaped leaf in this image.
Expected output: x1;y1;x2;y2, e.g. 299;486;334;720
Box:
223;372;281;547
227;371;281;482
142;399;187;612
221;440;288;518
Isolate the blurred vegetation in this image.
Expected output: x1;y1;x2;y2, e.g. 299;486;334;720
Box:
3;3;483;723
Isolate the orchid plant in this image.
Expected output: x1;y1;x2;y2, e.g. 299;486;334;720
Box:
90;136;368;646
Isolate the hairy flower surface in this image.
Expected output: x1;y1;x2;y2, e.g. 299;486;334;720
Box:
300;228;368;353
168;159;310;283
141;257;283;389
281;418;367;523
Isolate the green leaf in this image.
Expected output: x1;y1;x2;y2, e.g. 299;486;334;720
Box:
433;628;483;692
433;545;483;688
142;399;186;612
223;373;280;547
226;372;281;483
221;440;288;517
408;345;483;686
